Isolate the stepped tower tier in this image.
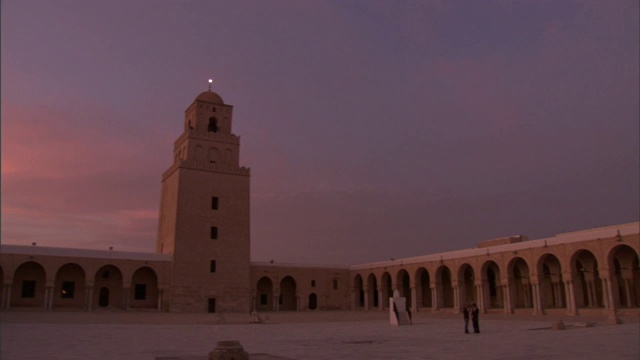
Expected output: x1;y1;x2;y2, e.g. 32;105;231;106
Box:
156;89;251;313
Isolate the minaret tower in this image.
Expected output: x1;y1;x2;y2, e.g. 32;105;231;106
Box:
157;81;251;312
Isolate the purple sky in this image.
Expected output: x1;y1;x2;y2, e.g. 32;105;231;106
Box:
2;1;639;265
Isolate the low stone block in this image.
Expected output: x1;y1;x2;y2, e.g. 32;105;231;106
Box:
209;341;249;360
574;322;594;327
551;321;565;330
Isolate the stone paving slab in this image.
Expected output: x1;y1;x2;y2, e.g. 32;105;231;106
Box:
1;311;638;360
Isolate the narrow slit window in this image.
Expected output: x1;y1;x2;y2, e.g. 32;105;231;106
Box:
210;226;218;239
208;117;218;132
210;260;217;273
211;197;219;210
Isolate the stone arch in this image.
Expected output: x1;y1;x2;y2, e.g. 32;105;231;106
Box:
415;267;432;309
308;293;317;310
508;257;533;309
130;266;158;309
353;274;364;309
381;272;393;309
11;261;46;308
208;147;219;164
570;249;604;308
256;276;274;311
481;260;502;308
608;244;640;308
537;254;565;309
53;263;86;309
94;265;124;309
458;263;476;307
366;273;379;309
279;276;297;311
395;269;411;308
436;265;454;308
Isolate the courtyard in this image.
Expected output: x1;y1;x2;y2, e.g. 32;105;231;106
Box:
1;310;638;359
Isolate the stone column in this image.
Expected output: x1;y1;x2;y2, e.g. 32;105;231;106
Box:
552;282;561;307
533;283;543;315
410;286;417;312
44;286;52;310
49;285;56;310
476;284;485;313
363;287;369;310
605;277;616;313
87;286;94;311
564;280;576;315
453;285;460;313
601;278;610;310
123;287;131;309
378;289;384;311
157;289;163;311
431;286;438;313
274;288;280;311
0;283;6;309
523;283;531;308
415;285;423;312
4;283;12;309
350;289;356;310
504;284;513;314
624;278;632;307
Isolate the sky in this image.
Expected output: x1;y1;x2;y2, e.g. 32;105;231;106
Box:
1;0;638;265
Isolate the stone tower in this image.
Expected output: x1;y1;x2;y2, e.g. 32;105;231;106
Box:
156;89;251;313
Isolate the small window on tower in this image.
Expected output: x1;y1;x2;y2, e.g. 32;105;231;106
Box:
210;260;217;273
208;117;218;132
211;197;219;210
311;280;316;287
210;226;218;239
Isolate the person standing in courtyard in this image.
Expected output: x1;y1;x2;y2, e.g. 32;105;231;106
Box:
463;304;470;333
471;303;480;333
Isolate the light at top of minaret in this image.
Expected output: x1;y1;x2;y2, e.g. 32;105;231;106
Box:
208;79;213;91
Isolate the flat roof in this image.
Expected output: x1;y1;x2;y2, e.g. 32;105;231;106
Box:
350;222;639;270
0;245;172;262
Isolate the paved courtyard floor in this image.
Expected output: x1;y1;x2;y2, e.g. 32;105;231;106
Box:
1;310;638;360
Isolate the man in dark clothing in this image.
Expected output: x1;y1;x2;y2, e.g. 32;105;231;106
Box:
471;303;480;333
463;305;470;333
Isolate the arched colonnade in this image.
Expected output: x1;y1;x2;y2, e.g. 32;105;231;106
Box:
0;261;164;311
351;244;639;315
253;274;346;311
